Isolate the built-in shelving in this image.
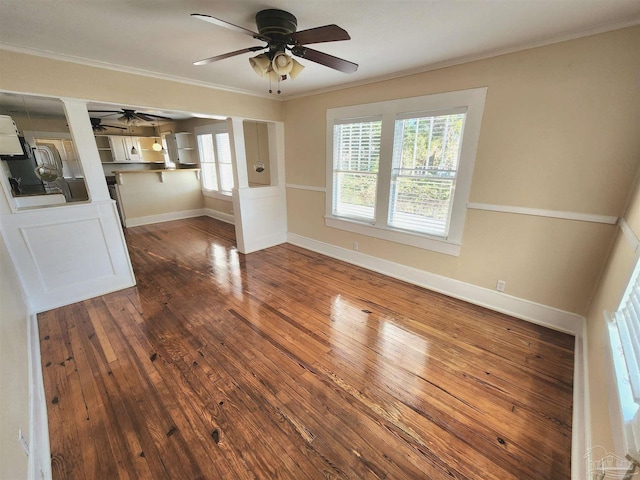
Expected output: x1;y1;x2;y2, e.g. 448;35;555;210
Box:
166;132;196;165
95;135;167;164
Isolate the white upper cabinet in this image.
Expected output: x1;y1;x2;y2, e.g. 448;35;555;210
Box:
109;136;141;162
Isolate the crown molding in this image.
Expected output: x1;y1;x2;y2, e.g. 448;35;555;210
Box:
0;43;274;101
284;17;640;101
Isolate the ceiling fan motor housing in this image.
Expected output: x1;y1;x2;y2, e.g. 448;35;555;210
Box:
256;9;297;40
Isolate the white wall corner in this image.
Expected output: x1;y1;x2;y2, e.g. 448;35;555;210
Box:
28;313;52;480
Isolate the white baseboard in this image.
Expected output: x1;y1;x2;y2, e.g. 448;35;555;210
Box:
204;208;235;225
28;313;51;480
124;208;206;228
286;232;584;335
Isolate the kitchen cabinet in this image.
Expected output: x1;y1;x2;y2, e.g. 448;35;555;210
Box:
137;137;165;163
95;135;165;163
166;132;196;165
109;135;141;162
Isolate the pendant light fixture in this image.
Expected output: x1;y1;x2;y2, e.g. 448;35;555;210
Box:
152;120;162;151
129;126;138;156
253;122;265;173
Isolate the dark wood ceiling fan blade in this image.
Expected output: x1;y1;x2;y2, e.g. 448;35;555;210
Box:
135;113;156;122
191;13;269;41
290;25;350;45
88;110;121;114
137;113;173;121
292;47;358;74
193;46;266;66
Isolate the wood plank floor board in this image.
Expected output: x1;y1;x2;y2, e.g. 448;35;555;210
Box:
39;217;574;479
239;246;572;396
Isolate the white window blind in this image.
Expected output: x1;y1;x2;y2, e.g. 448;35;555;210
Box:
332;119;381;222
609;261;640;464
389;111;466;237
197;131;234;194
216;132;233;193
197;133;218;191
614;274;640;403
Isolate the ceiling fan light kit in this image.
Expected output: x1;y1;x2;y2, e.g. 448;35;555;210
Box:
249;54;271;76
192;8;357;94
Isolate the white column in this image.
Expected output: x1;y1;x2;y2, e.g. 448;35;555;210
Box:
60;98;110;202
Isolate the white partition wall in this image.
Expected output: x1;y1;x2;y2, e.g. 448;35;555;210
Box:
229;118;287;254
0;96;135;313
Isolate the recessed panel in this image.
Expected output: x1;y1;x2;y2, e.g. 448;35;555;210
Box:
22;218;115;290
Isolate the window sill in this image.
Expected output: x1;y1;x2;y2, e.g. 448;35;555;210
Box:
325;216;461;256
202;189;232;201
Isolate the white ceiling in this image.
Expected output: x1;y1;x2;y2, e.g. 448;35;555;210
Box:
1;0;639;100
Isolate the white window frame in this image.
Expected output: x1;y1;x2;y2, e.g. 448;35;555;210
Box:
607;258;640;464
325;88;487;256
195;123;234;199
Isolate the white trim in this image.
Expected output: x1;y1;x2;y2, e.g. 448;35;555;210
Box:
28;313;51;480
325;216;462;256
285;183;327;193
572;321;589;480
326;88;487;253
286;232;583;335
124;208;206;228
204;208;235;225
467;202;618;225
619;217;640;253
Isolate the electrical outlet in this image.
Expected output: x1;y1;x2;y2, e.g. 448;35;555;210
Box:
353;241;359;251
496;280;506;292
18;429;29;456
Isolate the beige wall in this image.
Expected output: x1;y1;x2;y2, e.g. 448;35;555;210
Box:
204;196;233;215
116;170;204;222
0;232;30;479
283;26;640;315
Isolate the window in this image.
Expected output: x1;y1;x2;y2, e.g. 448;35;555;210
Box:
389;110;465;236
196;126;234;195
608;261;640;463
332;118;381;222
326;88;487;256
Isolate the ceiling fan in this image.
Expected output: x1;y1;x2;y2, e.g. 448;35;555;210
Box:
192;9;358;93
88;108;172;126
90;117;127;132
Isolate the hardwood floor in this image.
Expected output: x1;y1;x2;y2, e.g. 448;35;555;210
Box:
39;216;574;479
